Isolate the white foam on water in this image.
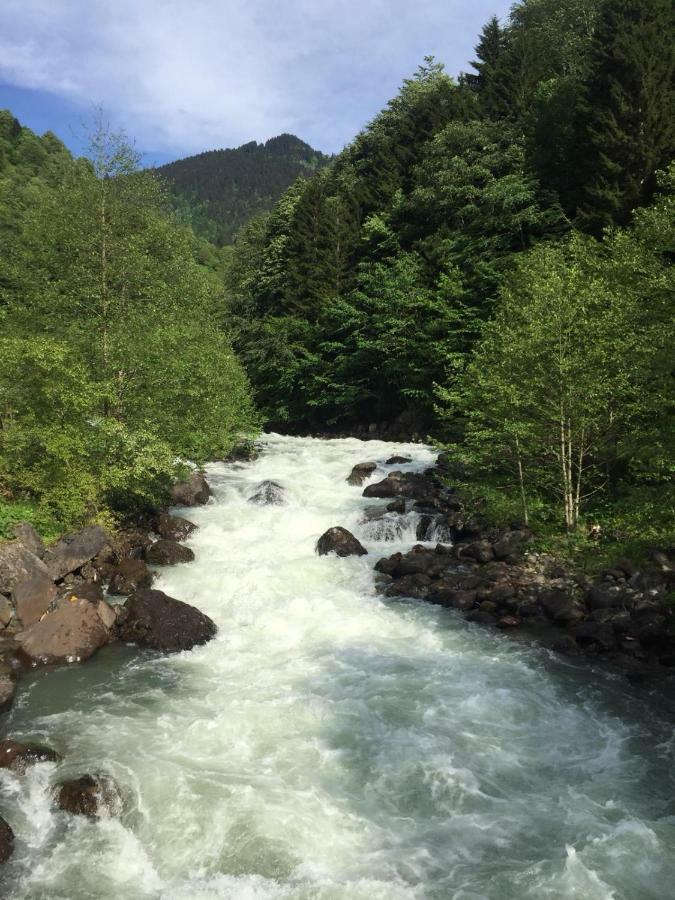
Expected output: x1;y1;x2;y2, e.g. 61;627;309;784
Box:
1;434;674;899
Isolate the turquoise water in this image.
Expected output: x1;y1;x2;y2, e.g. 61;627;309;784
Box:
1;435;674;899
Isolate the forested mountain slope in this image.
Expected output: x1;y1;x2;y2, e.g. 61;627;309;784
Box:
156;134;330;245
227;0;674;547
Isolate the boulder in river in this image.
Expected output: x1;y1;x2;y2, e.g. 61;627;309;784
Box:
363;472;435;501
118;589;217;652
108;558;154;595
145;540;195;566
0;816;14;864
248;480;286;505
155;513;197;541
55;774;122;818
347;462;376;486
0;542;50;596
44;525;109;581
18;595;116;667
0;739;61;773
170;471;211;506
12;574;57;626
316;527;368;557
385;455;412;465
0;674;16;714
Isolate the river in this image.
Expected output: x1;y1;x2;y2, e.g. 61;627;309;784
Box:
1;434;674;899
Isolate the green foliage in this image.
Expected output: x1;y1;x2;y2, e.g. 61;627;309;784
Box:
0;114;259;530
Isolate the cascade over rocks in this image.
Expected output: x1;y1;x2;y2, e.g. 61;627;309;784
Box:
117;589;217;653
18;594;116;667
347;462;377;486
316;527;368;557
0;739;61;773
248;480;286;505
170;471;211;506
155;513;197;541
0;816;14;863
55;774;122;818
145;540;195;566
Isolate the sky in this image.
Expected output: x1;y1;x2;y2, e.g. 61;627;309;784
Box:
0;0;513;166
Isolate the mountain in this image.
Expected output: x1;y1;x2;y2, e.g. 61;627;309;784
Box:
156;133;330;245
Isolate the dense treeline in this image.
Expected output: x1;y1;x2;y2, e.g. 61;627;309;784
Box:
157;134;329;246
227;0;674;548
0;111;258;534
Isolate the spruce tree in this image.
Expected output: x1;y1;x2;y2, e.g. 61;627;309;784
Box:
463;17;509;118
577;0;675;231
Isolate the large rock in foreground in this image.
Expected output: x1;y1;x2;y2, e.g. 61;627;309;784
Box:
118;589;217;653
316;527;368;558
170;471;211;506
55;774;122;818
0;739;61;773
0;816;14;864
0;543;50;595
12;574;57;627
347;462;376;486
18;595;116;667
44;525;109;581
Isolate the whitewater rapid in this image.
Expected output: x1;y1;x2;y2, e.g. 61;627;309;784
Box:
1;434;674;899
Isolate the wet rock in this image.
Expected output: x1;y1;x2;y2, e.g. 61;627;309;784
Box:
155;513;197;541
498;615;521;628
551;635;581;656
145;540;195;566
461;540;495;564
0;543;50;596
0;816;14;863
363;472;435;501
385;456;412;465
108;558;154;595
18;595;115;667
55;774;122;818
12;574;57;627
316;527;367;558
574;621;616;652
44;526;109;581
347;462;377;486
384;573;432;599
248;480;285;505
416;515;434;541
386;498;406;514
465;609;497;627
12;523;45;559
539;590;585;625
118;589;217;653
0;739;61;773
0;675;16;714
170;471;211;506
436;451;451;471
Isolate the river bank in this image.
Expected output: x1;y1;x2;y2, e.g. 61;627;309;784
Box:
1;434;674;898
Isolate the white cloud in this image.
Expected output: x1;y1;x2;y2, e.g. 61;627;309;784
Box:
0;0;512;154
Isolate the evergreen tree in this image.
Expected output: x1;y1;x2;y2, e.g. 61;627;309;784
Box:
577;0;675;231
463;16;509;118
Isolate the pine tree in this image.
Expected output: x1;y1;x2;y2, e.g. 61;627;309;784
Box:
463;17;509;118
577;0;675;231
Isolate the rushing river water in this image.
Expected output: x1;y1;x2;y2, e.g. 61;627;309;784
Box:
1;434;674;899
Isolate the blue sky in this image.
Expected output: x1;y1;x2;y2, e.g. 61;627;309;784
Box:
0;0;513;166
